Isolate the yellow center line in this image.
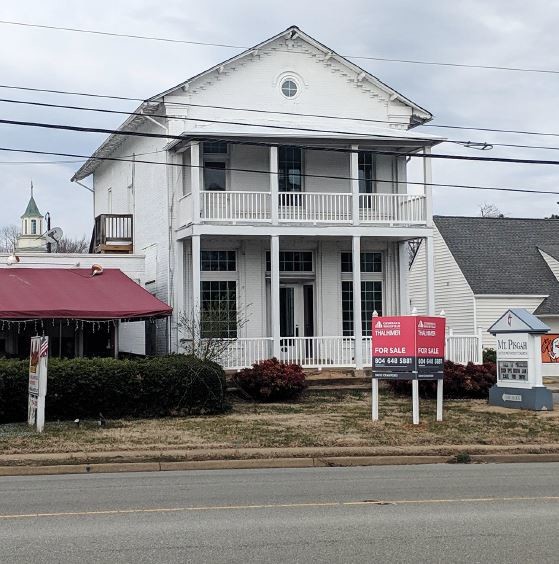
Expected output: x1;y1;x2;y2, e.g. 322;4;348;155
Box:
1;496;558;521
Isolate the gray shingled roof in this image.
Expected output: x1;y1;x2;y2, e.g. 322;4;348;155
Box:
433;216;559;315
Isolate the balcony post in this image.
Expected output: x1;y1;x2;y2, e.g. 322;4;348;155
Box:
270;146;279;225
425;234;435;315
423;145;433;226
191;142;202;223
192;234;201;324
350;144;359;225
352;235;363;370
270;235;281;358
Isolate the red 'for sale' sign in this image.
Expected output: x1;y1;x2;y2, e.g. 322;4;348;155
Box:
372;315;446;379
415;316;445;377
372;316;416;373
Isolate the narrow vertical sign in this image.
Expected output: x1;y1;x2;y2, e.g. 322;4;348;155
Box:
28;336;48;432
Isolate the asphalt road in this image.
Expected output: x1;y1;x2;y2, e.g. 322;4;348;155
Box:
1;463;559;563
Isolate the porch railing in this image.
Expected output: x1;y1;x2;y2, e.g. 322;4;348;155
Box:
278;336;356;368
445;331;483;364
217;338;273;370
212;333;483;371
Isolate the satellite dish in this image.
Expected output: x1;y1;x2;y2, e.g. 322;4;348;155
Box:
45;227;63;244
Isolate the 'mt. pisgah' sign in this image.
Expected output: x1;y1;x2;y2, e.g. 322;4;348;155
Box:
372;315;445;379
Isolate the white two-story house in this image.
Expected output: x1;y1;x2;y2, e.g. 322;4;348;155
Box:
72;26;442;370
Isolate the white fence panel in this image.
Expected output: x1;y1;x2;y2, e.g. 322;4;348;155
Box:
445;333;483;364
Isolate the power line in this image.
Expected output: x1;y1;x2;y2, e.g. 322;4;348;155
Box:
6;116;559;168
0;145;557;196
3;82;559;142
4;96;559;153
1;19;558;76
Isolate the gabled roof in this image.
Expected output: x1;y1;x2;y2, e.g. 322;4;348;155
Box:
433;216;559;315
72;26;435;182
488;308;550;334
149;26;433;120
21;195;42;218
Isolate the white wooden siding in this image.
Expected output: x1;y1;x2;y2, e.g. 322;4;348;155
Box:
475;295;546;349
539;250;559;282
409;227;475;333
408;240;427;315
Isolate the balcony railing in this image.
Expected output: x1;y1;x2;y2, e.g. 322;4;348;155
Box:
278;192;352;223
179;191;427;227
91;214;133;254
359;194;426;224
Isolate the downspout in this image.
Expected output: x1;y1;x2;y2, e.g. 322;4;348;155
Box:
144;114;174;354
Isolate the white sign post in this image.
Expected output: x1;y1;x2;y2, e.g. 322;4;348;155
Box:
28;336;48;432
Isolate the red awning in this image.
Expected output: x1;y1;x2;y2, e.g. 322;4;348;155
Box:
0;268;172;319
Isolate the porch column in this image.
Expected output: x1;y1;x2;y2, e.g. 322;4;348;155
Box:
423;146;433;226
350;144;360;225
191;142;202;223
191;235;201;323
270;235;281;358
352;235;363;370
398;241;409;315
175;239;185;352
270;146;279;225
425;235;435;315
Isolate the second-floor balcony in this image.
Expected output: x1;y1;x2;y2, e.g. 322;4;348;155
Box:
179;190;427;227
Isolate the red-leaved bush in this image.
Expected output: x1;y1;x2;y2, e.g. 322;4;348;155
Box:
233;357;307;401
387;360;496;399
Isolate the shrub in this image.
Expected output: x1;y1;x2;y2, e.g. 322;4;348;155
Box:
386;360;496;399
233;357;307;401
0;355;226;423
483;348;497;364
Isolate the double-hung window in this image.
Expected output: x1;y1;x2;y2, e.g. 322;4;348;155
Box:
278;146;303;193
200;250;237;338
340;252;383;336
203;142;228;191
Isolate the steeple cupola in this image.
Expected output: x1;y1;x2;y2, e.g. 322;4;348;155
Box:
15;182;47;252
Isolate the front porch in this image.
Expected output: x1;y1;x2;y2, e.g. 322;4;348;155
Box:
176;233;439;370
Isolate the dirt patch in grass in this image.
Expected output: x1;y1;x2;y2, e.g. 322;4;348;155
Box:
1;391;559;455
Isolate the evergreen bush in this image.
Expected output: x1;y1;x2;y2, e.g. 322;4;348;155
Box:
0;355;226;423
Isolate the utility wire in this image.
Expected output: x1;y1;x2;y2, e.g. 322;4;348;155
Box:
2;82;559;142
4;96;559;153
5;116;559;167
0;145;557;196
1;19;558;76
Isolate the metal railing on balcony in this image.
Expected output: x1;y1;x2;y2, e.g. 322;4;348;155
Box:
91;214;133;254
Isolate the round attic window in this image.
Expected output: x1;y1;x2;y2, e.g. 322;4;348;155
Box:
281;78;298;98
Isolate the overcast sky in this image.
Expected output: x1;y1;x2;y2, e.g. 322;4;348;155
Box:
1;0;558;238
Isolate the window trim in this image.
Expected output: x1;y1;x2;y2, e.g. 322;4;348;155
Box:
200;250;237;272
203;142;230;191
266;250;314;274
200;279;238;339
340;251;383;274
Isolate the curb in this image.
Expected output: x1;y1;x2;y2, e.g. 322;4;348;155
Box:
1;452;559;477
